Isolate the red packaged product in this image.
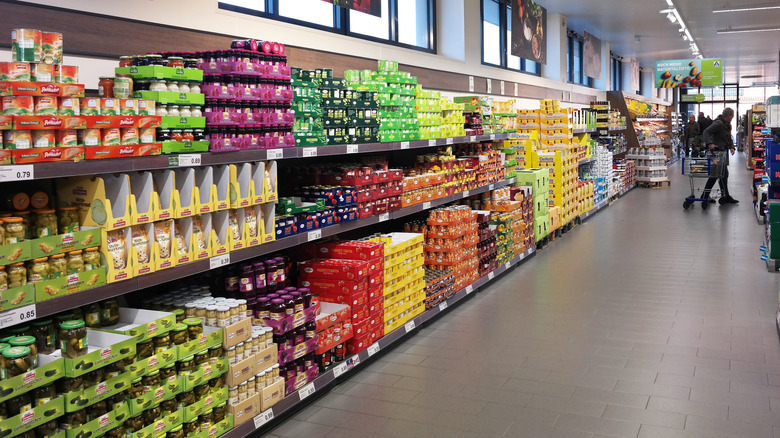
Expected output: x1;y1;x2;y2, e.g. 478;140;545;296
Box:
299;277;369;295
318;290;369;308
316;240;384;260
299;259;369;281
367;283;383;301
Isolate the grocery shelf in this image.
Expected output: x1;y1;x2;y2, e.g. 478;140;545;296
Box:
625;155;665;160
578;157;596;166
224;247;537;437
572;128;597;134
25;177;517;322
635;166;668;171
1;133;518;182
635;117;668;122
580;199;609;221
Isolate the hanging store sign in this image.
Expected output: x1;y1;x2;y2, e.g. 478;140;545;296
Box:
654;58;722;88
510;0;547;65
680;93;706;103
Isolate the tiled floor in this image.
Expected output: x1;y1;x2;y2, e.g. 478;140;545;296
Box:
264;154;780;438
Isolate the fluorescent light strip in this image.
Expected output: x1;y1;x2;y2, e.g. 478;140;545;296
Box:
659;1;701;56
717;27;780;34
713;4;780;13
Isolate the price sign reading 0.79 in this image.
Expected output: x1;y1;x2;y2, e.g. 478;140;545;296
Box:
0;165;34;182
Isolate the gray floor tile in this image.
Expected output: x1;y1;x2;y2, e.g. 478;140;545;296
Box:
602;404;686;429
554;412;641;437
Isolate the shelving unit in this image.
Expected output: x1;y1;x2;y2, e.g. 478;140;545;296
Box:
606;91;673;158
747;106;767;171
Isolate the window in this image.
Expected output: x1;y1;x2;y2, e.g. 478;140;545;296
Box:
610;53;622;91
219;0;434;51
567;31;593;87
480;0;541;75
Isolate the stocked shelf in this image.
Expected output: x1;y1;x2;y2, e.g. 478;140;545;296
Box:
572;128;597;134
578;157;596;166
636;166;667;171
16;176;517;323
635;117;669;122
0;133;518;182
223;247;537;436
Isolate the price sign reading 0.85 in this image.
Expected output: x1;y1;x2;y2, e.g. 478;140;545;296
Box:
0;304;36;329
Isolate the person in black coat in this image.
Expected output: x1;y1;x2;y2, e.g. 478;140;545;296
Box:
683;115;701;157
698;112;712;132
701;107;738;206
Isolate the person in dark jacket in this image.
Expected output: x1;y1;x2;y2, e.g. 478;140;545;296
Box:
698;112;712;132
683;115;701;157
701;107;738;206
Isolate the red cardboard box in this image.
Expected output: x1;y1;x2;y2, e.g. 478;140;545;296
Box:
316;240;384;260
351;303;370;322
0;81;85;97
299;259;369;281
317;290;368;308
299;277;368;295
367;283;382;301
368;273;384;288
352;318;370;337
13;146;84;163
367;257;384;275
84;143;162;159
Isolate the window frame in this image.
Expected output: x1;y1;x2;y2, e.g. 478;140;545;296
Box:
480;0;541;77
610;52;623;91
567;30;593;88
218;0;436;53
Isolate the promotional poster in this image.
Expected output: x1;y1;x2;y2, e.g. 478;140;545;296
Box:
583;32;602;80
654;58;723;88
511;0;547;64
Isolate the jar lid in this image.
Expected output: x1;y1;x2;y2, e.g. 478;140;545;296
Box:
0;343;9;352
215;402;226;408
4;217;22;223
185;303;196;309
173;309;184;316
206;306;218;311
132;377;143;383
99;76;115;80
235;299;247;305
280;295;293;299
61;320;85;329
226;346;235;351
3;346;31;358
68;250;83;255
50;253;65;259
195;350;207;356
146;370;159;377
216;306;229;312
271;299;285;304
238;381;246;386
31;318;53;326
182;318;202;326
59;206;77;211
10;336;35;346
33;257;48;262
181;355;194;361
170;426;182;433
174;323;187;331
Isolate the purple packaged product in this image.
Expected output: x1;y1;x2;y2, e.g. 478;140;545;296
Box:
239;264;254;295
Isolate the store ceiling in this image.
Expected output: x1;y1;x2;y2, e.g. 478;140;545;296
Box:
546;0;779;88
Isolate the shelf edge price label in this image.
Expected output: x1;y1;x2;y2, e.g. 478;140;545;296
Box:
465;285;474;294
0;304;36;329
302;147;318;157
307;229;322;242
378;213;390;222
505;262;511;270
446;138;454;145
178;154;202;167
490;134;496;140
346;144;359;154
253;409;274;429
422;202;432;210
462;190;470;198
298;382;316;400
404;321;416;333
400;141;410;149
489;184;495;190
488;272;495;280
333;363;348;378
266;149;283;160
438;301;448;311
427;139;436;147
367;343;380;356
209;254;230;270
469;136;477;142
0;165;34;182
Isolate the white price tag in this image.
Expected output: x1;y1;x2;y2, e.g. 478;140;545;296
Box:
378;213;390;222
302;147;318;157
178;154;202;167
346;144;359;154
422;202;432;210
266;149;283;159
469;136;477;142
462;190;470;198
500;81;505;95
490;134;496;140
209;254;230;270
438;301;448;311
404;321;416;333
468;76;475;92
0;304;36;329
428;139;436;146
514;83;519;97
400;141;410;149
367;343;380;356
446;138;454;145
488;272;495;280
486;78;492;94
253;409;274;429
505;262;511;269
307;229;322;242
465;285;474;294
333;363;348;378
0;165;34;182
298;382;316;400
489;184;495;190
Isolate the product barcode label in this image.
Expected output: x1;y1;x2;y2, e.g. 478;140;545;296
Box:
333;363;348;378
346;144;359;154
428;139;436;146
302;147;318;157
0;304;36;329
438;301;448;311
253;409;274;428
404;321;416;333
367;343;380;356
178;154;202;167
422;202;432;210
0;165;34;182
298;382;315;400
465;285;474;294
307;229;322;242
446;138;454;145
378;213;390;222
266;149;283;159
209;254;230;269
400;141;410;149
488;272;495;280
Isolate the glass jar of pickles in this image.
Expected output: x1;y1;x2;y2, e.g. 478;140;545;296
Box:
166;425;184;438
141;370;160;392
31;319;56;354
124;414;143;433
84;303;101;328
101;299;119;326
177;390;195;407
182;318;203;340
57;207;80;234
48;253;66;279
159;364;176;381
182;421;198;436
1;346;33;379
152;332;170;354
4;217;25;243
212;402;227;423
26;257;49;283
170;323;188;345
128;377;144;399
66;250;85;274
0;265;7;291
177;355;194;376
9;336;38;367
8;262;26;289
33;209;57;238
59;320;88;358
83;247;101;271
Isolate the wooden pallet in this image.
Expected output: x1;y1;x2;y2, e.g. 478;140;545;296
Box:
640;179;671;188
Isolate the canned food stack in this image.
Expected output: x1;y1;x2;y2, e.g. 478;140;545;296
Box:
475;211;498;276
417;205;479;292
291;68;326;147
114;53;208;154
199;40;295;152
454;96;490;136
492;99;519;134
0;181;108;311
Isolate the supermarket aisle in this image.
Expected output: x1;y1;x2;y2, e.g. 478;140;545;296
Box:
266;155;780;438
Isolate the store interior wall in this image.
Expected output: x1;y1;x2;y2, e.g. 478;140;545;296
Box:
22;0;619;106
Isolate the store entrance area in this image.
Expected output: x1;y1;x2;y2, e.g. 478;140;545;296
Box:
265;157;780;438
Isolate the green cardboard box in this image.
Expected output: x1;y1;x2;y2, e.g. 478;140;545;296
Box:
31;228;102;259
131;407;184;438
0;396;65;438
294;134;327;147
183;386;228;422
322;117;348;127
349;118;379;127
100;308;177;342
42;330;137;378
0;355;64;404
1;283;34;311
64;402;130;438
34;268;107;303
159;117;206;130
326;135;350;145
176;326;223;359
192;416;233;438
320;78;346;89
128;375;183;416
134;91;205;106
64;372;133;412
182;358;228;392
161;140;210;154
291;79;321;88
276;198;325;215
0;241;31;266
126;348;178;379
115;66;203;82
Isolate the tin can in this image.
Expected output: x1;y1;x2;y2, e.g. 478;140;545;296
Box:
4;130;32;149
34;97;58;115
78;129;101;147
56;130;78;147
2;96;34;115
59;97;80;116
41;32;63;65
139;127;156;144
0;62;31;82
30;63;54;82
11;29;42;63
118;98;136;116
113;77;133;99
121;128;139;145
102;128;121;146
32;130;55;148
101;98;117;116
80;98;100;116
55;65;79;84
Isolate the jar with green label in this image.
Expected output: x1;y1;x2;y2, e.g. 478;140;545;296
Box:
101;299;119;326
84;303;101;328
182;317;203;341
56;207;80;234
170;323;188;345
136;338;153;359
8;262;26;289
9;336;37;367
83;247;101;271
142;370;160;392
47;253;66;279
33;384;56;407
33;209;57;238
159;364;176;380
26;257;49;283
66;250;85;274
31;318;56;354
59;320;87;358
153;332;170;354
177;355;194;377
1;346;33;379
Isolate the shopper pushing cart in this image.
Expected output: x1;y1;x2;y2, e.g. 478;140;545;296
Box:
682;150;727;210
701;107;739;205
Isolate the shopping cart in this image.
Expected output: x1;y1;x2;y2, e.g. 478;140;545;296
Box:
682;150;727;210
